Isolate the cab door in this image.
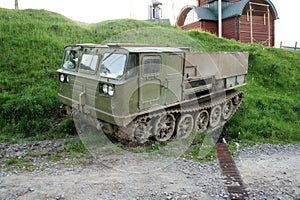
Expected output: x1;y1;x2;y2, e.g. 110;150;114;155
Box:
138;54;166;111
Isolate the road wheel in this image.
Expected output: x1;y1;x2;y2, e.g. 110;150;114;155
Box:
176;114;194;139
222;100;233;120
210;105;222;128
194;110;209;132
154;114;176;142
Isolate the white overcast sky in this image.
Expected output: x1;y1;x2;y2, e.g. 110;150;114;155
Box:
0;0;299;47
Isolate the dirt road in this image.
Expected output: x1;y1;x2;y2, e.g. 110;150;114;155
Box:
1;141;299;199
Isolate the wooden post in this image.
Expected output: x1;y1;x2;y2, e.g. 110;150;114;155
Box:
267;6;270;47
295;42;298;51
250;3;253;43
15;0;19;10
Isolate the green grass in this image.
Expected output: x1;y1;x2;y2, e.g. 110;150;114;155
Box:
0;8;94;140
183;133;217;162
88;18;155;43
228;46;300;144
0;8;299;148
4;156;34;171
103;26;203;52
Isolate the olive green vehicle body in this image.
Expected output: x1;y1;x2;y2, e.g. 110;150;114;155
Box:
57;44;248;129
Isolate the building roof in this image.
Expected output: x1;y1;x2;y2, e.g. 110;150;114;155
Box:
222;0;279;19
177;0;278;26
190;6;218;21
177;5;217;23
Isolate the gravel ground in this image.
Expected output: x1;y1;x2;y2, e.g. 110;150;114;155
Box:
236;143;300;200
0;140;299;200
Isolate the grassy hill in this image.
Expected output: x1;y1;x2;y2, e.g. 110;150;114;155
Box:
0;8;95;140
0;8;299;144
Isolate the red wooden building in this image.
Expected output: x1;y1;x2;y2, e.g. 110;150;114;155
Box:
176;0;279;46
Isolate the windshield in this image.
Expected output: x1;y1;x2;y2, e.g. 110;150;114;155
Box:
80;54;99;72
100;53;127;79
62;48;81;70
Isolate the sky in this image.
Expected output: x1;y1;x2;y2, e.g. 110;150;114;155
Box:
0;0;299;47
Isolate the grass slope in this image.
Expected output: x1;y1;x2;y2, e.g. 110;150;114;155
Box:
0;8;94;140
89;19;155;43
0;8;299;144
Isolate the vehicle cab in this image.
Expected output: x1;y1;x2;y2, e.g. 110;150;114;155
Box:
57;44;185;127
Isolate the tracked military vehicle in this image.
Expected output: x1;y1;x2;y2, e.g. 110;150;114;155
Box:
57;44;248;143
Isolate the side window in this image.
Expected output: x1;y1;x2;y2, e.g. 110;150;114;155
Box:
125;54;137;79
62;50;80;70
143;56;161;76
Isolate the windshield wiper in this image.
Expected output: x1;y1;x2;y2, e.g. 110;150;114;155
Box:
102;50;117;62
101;65;111;74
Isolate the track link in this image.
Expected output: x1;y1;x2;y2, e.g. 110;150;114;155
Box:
216;142;249;199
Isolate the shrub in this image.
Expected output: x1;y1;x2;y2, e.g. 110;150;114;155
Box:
59;118;76;135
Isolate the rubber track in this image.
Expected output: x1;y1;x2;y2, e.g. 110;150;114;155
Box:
216;143;249;199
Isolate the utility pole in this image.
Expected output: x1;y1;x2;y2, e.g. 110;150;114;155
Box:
15;0;19;10
218;0;222;38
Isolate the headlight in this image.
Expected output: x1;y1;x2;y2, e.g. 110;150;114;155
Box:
59;74;65;83
108;85;114;96
102;84;108;94
100;83;115;96
66;76;70;83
